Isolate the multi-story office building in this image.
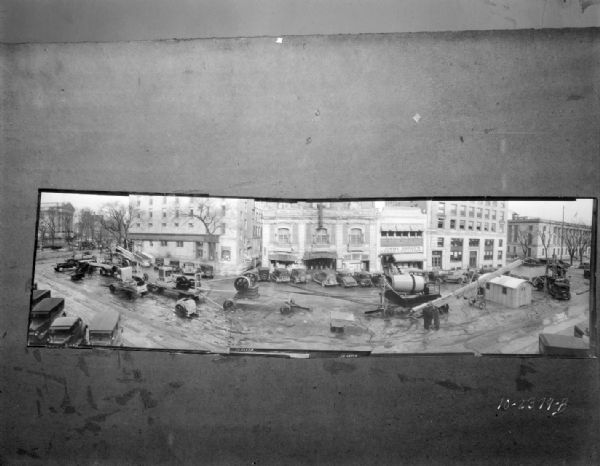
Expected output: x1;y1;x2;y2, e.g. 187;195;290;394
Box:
128;195;262;275
38;202;75;248
507;215;592;262
425;200;508;270
261;201;380;272
377;201;428;269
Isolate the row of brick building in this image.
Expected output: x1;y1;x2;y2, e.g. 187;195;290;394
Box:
39;197;592;276
128;198;520;275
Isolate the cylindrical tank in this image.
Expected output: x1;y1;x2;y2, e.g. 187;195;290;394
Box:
389;274;426;294
234;276;251;291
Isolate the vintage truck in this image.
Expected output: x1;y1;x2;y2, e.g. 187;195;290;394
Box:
146;266;203;300
46;316;88;347
108;267;148;298
28;297;66;345
87;311;123;347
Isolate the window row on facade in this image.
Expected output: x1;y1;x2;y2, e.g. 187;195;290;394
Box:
436;218;505;233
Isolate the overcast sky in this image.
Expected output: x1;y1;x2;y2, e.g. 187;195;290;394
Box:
41;192;128;212
508;199;594;225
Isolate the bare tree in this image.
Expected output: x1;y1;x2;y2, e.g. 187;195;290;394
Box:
76;209;96;246
537;227;551;260
100;203;136;250
184;199;226;261
563;225;591;265
40;209;58;248
184;199;225;234
65;231;76;250
515;227;532;258
564;228;579;265
37;220;48;249
576;228;592;263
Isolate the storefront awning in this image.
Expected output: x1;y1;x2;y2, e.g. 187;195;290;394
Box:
380;223;424;231
303;251;338;260
268;253;297;262
391;253;425;262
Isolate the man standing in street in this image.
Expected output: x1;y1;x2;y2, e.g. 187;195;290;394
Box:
423;303;440;331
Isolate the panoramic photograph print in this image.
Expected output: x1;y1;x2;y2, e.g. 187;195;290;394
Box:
29;191;594;356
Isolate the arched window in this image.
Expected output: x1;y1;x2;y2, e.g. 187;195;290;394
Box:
314;228;329;244
277;228;290;244
349;228;363;245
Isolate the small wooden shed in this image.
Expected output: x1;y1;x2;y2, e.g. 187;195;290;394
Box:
485;276;532;308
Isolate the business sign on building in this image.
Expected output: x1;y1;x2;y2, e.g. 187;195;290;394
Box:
380;246;424;254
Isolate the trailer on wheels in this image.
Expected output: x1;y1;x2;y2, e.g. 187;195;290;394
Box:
146;266;204;300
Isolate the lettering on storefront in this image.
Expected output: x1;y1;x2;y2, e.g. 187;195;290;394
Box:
380;246;424;254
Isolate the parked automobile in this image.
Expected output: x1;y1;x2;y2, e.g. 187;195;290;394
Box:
54;258;79;272
87;310;122;347
182;262;197;275
257;266;271;281
196;264;212;279
312;269;338;287
70;261;94;281
441;269;478;284
354;271;373;287
336;270;359;288
73;252;96;262
290;267;307;284
31;289;51;307
168;261;182;274
270;268;291;283
47;316;87;347
28;297;66;345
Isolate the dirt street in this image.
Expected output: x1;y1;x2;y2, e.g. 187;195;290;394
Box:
31;252;591;354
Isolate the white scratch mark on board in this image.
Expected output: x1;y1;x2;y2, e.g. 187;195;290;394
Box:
500;138;507;154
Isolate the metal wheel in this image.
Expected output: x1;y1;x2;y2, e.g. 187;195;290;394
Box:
234;276;251;291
